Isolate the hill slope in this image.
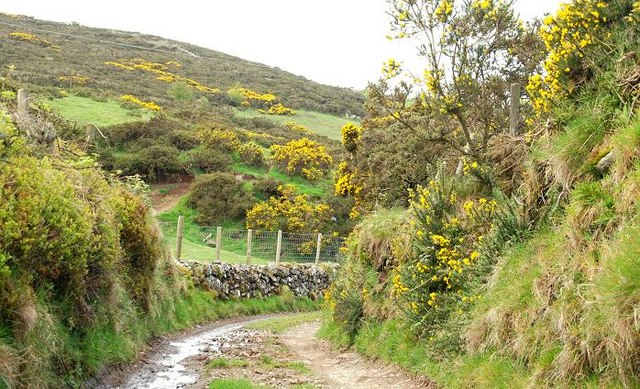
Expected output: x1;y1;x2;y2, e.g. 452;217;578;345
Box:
0;13;364;116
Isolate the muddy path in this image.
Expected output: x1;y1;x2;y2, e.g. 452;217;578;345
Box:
150;180;192;214
98;313;432;389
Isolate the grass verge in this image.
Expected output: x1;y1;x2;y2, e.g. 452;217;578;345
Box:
209;378;269;389
318;318;528;389
245;311;323;333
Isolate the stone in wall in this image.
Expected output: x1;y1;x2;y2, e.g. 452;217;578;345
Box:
178;261;337;300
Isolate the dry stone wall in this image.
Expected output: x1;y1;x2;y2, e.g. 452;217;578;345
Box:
179;261;337;300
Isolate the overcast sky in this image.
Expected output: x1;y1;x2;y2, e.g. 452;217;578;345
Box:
1;0;563;89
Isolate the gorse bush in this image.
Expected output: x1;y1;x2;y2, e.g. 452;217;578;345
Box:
270;137;333;180
198;126;241;152
323;209;413;342
246;185;331;233
0;109;165;385
169;129;200;151
263;102;296;116
104;117;175;147
117;144;185;182
238;142;266;167
396;177;496;338
340;122;362;153
253;177;283;199
188;172;254;224
188;148;231;173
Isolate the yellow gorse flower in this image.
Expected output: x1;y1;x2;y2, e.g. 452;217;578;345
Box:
120;95;162;111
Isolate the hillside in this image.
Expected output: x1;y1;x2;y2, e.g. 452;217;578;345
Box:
0;12;362;255
0;13;364;116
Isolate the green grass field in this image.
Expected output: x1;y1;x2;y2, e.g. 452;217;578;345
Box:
48;95;153;127
235;108;358;141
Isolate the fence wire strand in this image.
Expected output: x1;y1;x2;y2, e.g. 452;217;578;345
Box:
158;221;344;263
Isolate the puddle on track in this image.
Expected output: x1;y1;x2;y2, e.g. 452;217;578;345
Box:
119;322;243;389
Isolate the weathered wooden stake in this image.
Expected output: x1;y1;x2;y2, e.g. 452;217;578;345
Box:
215;227;222;262
315;233;323;265
176;215;184;260
246;229;253;264
510;83;521;135
275;230;283;264
17;89;29;121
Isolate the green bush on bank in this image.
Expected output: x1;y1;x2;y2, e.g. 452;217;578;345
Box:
0;110;320;387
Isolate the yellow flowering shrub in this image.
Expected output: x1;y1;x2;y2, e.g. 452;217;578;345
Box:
340;122;362;153
263;103;296;116
8;32;60;50
284;122;313;135
120;94;162;111
399;178;496;336
526;0;608;113
197;127;241;152
106;58;218;93
58;75;90;85
237;142;265;167
382;58;402;79
246;185;331;233
270;137;333;180
227;86;277;108
334;161;364;219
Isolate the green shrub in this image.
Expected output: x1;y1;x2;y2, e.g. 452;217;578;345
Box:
188;172;254;224
105;117;175;147
169;130;199;151
118;190;161;310
118;144;185;182
168;81;194;101
0;109;168;384
253;177;282;199
188;148;231;173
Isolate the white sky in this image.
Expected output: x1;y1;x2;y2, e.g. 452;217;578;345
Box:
0;0;563;89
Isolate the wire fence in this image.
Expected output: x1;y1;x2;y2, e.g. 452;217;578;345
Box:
158;219;345;264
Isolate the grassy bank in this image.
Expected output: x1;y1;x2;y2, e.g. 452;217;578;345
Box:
1;272;320;388
319;219;639;388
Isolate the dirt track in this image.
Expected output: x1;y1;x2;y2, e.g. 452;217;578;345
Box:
94;314;432;388
283;321;434;389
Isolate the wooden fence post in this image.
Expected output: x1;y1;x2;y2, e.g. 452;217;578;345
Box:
215;227;222;262
315;233;323;265
17;89;29;121
176;215;184;260
275;230;282;264
246;229;252;265
510;83;521;136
